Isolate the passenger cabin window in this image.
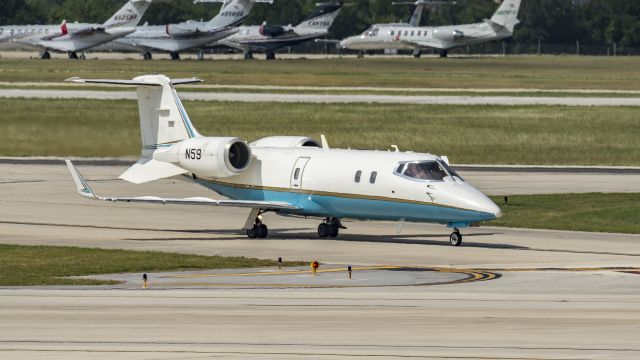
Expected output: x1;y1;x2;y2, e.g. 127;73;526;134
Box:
369;171;377;184
401;161;447;181
390;30;394;36
293;168;300;180
410;31;414;36
354;170;362;183
417;31;421;36
404;30;408;36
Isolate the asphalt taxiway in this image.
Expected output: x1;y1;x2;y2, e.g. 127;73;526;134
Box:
3;88;640;106
0;162;639;359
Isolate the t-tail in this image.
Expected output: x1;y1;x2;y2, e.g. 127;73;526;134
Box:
489;0;521;33
103;0;152;29
206;0;273;29
66;75;204;184
294;1;344;34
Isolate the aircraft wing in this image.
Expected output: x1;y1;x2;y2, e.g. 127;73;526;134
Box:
66;160;298;210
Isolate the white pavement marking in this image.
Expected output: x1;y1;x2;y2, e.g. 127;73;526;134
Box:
3;88;640;106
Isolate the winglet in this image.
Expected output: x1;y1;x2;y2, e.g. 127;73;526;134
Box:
65;160;99;199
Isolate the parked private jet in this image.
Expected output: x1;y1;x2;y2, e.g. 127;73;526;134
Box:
340;0;521;57
216;1;343;59
102;0;271;60
0;0;151;59
65;74;501;246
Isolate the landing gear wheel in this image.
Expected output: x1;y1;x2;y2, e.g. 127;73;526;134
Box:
318;223;330;238
79;52;86;60
143;51;152;60
449;230;462;246
328;224;339;237
68;51;79;59
243;51;253;60
41;51;51;59
170;51;180;60
265;51;276;60
413;49;422;58
246;226;259;239
258;224;268;239
357;50;364;59
439;49;448;58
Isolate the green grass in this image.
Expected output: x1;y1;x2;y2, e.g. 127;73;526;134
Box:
0;244;304;286
3;56;640;89
1;98;638;166
489;193;640;234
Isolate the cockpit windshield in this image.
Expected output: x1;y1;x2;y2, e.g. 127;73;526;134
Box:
395;160;464;182
399;161;447;181
437;159;464;181
363;26;379;37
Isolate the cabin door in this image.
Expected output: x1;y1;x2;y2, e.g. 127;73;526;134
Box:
290;157;310;191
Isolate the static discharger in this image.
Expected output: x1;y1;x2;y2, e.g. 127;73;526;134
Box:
311;261;320;276
142;273;148;289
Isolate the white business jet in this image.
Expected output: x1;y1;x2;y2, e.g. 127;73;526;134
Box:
65;75;501;246
0;0;152;59
340;0;521;58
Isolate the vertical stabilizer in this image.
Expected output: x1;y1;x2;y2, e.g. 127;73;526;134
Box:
489;0;521;33
132;75;201;157
103;0;152;28
407;2;425;27
294;1;343;33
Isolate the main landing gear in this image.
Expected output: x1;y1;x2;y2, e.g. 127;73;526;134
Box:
243;51;254;60
40;50;51;59
439;49;448;58
449;228;463;246
317;217;345;238
246;218;268;239
142;51;153;60
265;50;276;60
170;51;180;60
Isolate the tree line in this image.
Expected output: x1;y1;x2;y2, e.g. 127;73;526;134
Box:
2;0;640;47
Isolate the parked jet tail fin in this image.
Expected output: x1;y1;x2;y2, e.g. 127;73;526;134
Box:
489;0;521;33
206;0;272;29
294;1;343;33
103;0;152;29
66;75;203;159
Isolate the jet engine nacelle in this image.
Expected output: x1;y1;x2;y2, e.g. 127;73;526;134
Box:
250;136;321;148
156;137;252;178
166;22;202;36
259;24;290;37
432;29;465;42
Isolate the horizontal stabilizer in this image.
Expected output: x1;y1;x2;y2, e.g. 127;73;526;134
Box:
119;159;188;184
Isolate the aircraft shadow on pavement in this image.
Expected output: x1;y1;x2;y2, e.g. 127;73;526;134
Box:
127;229;529;250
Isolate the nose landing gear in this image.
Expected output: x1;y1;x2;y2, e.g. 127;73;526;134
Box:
449;228;463;246
318;217;345;238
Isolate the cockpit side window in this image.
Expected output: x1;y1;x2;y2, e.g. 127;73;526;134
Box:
399;161;447;181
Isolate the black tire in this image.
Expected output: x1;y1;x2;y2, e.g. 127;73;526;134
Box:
328;224;339;237
243;52;253;60
265;51;276;60
449;231;462;246
41;51;51;60
143;52;152;60
318;223;330;238
170;51;180;60
258;224;268;239
246;226;259;239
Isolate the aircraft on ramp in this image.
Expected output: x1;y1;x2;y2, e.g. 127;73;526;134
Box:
340;0;521;58
0;0;152;59
216;1;344;60
64;74;501;246
104;0;272;60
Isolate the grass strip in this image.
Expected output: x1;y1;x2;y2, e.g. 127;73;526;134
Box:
0;244;304;286
489;193;640;234
1;98;638;166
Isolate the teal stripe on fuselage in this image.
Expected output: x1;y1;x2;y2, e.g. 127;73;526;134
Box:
198;179;496;224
